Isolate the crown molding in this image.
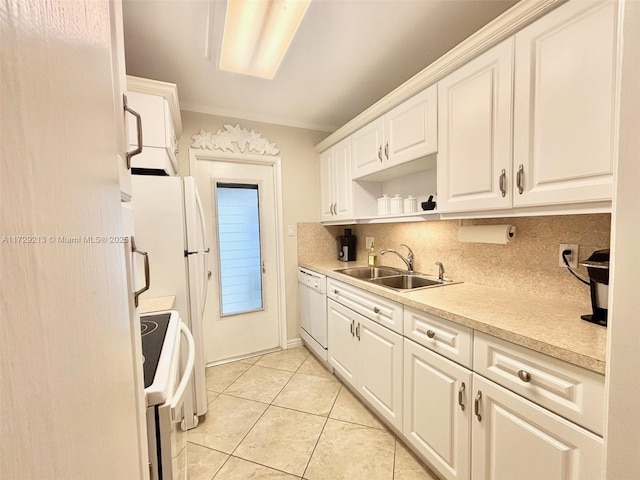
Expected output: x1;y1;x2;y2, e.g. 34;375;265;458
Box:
180;102;337;133
126;75;183;136
314;0;567;153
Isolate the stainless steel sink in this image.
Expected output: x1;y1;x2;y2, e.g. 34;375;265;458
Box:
334;266;404;279
369;275;444;290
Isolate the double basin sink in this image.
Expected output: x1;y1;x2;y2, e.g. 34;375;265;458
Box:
334;266;458;292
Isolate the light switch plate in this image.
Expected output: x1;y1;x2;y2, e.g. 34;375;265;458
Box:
287;225;295;236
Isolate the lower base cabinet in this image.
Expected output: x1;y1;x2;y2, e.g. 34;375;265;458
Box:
328;299;403;430
404;338;472;480
471;375;603;480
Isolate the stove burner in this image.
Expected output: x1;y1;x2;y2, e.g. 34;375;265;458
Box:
141;320;159;337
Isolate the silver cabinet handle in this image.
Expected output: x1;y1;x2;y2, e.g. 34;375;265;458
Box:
458;382;466;411
355;323;360;340
474;391;482;421
350;319;355;336
131;236;150;307
384;141;389;159
426;330;436;339
373;307;380;314
518;370;532;383
517;164;524;194
499;168;506;197
378;145;383;161
123;94;142;169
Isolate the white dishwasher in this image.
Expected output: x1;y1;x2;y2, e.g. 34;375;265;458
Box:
298;268;328;361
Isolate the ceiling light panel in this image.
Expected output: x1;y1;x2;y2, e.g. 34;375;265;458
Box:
220;0;311;79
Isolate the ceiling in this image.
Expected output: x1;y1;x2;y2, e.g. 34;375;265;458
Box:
122;0;517;132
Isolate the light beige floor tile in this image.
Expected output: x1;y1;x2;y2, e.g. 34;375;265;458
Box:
234;405;326;477
329;386;386;430
187;442;228;480
394;441;440;480
224;365;294;403
297;354;335;379
273;373;340;416
213;456;300;479
189;394;268;454
255;347;310;372
304;418;395;480
205;362;251;392
207;389;220;405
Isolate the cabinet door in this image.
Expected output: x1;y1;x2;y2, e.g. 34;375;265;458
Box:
437;39;513;213
327;300;357;387
333;137;353;219
352;117;385;179
513;0;617;207
357;317;403;430
472;375;603;480
385;85;437;168
404;339;471;480
109;0;132;201
319;149;335;221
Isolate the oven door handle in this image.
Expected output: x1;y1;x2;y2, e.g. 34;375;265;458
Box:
169;322;195;422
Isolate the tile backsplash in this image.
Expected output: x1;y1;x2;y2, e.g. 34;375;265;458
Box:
298;214;611;305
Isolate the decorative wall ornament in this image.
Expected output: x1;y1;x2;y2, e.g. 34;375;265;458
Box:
191;124;280;156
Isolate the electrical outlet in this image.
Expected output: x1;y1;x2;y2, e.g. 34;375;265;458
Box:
365;237;374;249
559;244;579;268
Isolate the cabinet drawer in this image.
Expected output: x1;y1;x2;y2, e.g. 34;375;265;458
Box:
327;278;403;334
404;307;473;368
474;332;605;435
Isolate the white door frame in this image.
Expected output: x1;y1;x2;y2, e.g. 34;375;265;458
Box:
189;148;288;351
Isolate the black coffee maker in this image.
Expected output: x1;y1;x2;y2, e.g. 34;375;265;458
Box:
580;249;610;327
337;228;356;262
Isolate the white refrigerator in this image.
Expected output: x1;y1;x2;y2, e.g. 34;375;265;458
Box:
131;175;209;429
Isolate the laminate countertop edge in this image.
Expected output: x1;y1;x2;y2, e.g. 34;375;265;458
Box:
300;261;606;375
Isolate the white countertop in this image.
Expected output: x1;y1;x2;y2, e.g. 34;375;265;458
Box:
300;260;607;374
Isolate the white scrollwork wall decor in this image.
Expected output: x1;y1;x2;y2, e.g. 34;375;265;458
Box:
191;124;280;156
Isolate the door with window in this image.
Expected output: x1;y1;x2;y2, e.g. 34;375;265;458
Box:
195;159;282;363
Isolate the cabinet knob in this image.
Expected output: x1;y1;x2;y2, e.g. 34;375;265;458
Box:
333;289;339;295
426;330;436;339
517;370;532;383
373;307;380;314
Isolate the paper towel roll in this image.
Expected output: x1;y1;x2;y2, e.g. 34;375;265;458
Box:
457;225;515;244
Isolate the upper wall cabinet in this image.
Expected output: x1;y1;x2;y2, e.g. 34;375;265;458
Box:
126;77;182;176
512;0;617;207
320;137;353;222
352;85;437;180
437;39;514;213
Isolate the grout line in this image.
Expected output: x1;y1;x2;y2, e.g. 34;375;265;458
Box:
225;454;305;478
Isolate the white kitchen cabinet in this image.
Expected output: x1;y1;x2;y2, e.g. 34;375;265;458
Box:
109;0;132;201
352;85;437;179
404;338;471;480
471;374;603;480
327;297;403;431
126;77;182;176
512;0;617;207
437;39;513;213
320;137;353;222
328;299;358;385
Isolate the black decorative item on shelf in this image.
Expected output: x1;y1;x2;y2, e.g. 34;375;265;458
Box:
421;195;436;211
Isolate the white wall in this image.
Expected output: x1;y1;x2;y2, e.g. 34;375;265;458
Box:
604;0;640;476
178;111;327;342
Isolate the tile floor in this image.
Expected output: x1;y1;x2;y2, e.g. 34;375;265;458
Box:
187;346;440;480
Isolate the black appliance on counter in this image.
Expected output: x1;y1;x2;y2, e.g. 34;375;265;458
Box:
580;249;610;327
337;228;356;262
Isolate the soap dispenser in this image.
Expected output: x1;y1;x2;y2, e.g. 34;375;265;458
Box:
368;241;377;267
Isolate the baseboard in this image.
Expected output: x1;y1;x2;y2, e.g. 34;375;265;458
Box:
287;337;303;349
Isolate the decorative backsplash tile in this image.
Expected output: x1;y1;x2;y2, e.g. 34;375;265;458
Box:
298;214;611;304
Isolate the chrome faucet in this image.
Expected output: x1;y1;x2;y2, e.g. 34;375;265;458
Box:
380;244;415;273
435;261;445;281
